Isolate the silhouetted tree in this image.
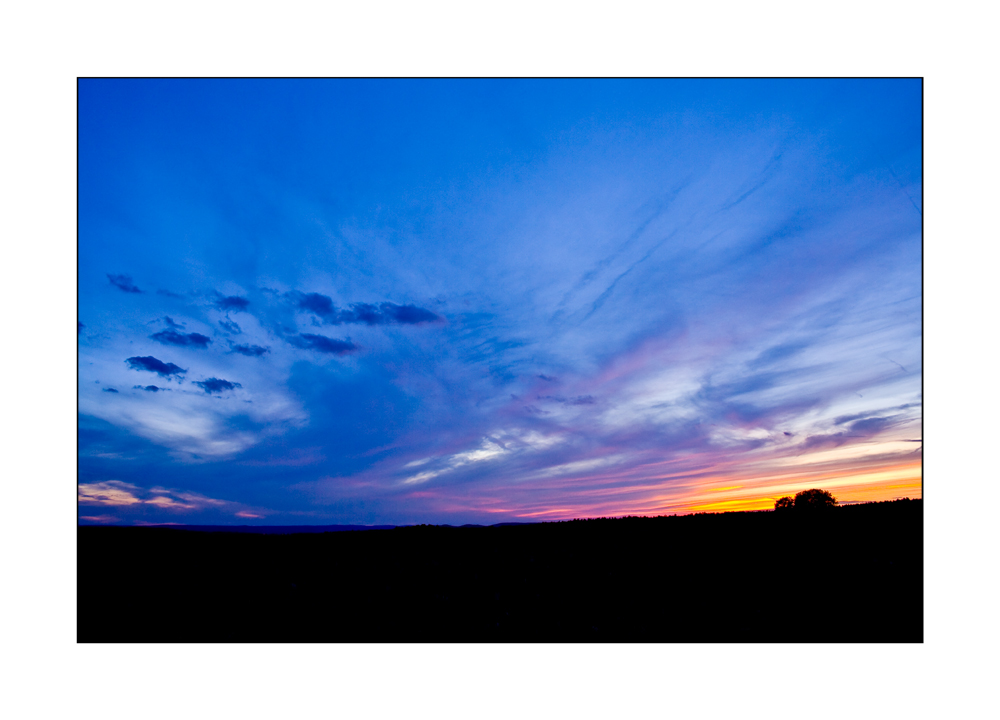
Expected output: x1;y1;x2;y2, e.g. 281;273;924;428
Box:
774;496;794;510
793;488;837;510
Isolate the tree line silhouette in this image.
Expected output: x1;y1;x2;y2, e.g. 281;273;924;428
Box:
78;496;922;642
774;488;838;511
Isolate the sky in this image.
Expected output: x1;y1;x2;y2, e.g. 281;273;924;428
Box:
78;78;922;526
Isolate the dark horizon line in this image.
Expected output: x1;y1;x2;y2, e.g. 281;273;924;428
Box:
76;498;922;532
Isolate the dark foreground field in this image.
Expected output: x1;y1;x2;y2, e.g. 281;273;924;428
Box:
78;499;922;642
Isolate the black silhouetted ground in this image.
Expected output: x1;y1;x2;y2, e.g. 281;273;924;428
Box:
78;499;922;642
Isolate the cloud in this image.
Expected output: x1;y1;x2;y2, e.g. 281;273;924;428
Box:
288;333;358;355
296;292;336;318
403;437;509;485
163;316;185;329
79;481;241;514
230;343;269;357
125;356;186;378
800;433;850;451
157;288;183;298
833;411;872;425
78;515;120;524
376;303;443;325
216;295;250;311
145;495;196;509
107;273;142;293
747;341;810;370
848;416;896;435
78;480;143;506
537;374;557;382
193;377;242;394
293;292;443;326
133;385;164;392
219;319;242;334
538;394;595;405
78;321;85;334
150;329;212;348
833;404;920;427
102;387;119;393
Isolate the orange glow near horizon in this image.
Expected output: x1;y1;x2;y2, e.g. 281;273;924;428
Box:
661;459;922;512
484;458;922;520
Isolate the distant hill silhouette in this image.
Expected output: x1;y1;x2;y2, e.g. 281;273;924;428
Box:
78;499;922;642
123;524;398;534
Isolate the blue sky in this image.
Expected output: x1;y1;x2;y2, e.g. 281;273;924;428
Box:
78;79;921;525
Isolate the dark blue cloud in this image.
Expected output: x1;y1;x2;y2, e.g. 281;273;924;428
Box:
219;319;242;334
848;416;895;435
296;292;336;318
230;343;270;357
293;292;442;326
347;303;383;325
107;273;141;293
133;385;163;392
150;329;212;348
125;356;186;378
194;378;242;394
78;321;85;334
216;295;250;311
287;333;358;355
102;387;118;393
376;303;442;325
163;316;185;329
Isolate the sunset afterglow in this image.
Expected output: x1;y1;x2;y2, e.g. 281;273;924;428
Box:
78;79;921;525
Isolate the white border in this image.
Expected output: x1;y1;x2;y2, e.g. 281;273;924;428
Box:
3;1;994;717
